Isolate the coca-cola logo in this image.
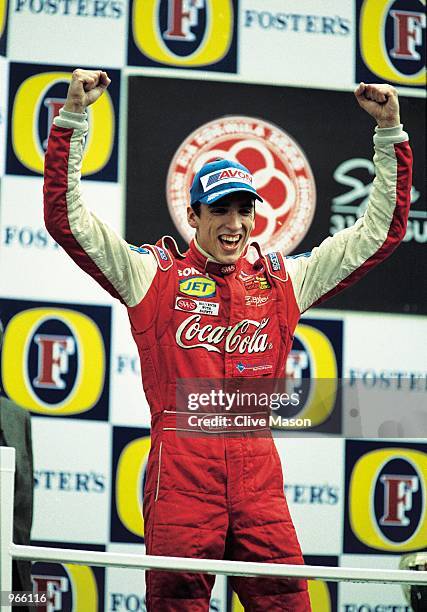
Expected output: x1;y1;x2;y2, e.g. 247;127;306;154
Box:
176;315;271;354
176;298;197;312
167;116;316;254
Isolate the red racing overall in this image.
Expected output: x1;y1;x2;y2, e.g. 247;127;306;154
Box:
44;109;412;611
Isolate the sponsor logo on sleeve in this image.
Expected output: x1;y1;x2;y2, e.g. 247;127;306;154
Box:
129;245;150;254
267;252;281;271
155;245;169;261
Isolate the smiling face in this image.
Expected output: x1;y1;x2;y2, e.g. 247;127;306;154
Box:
187;193;256;263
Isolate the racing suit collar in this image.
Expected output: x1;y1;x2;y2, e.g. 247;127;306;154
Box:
188;238;242;276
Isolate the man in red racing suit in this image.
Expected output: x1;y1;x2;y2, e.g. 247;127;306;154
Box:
43;70;412;612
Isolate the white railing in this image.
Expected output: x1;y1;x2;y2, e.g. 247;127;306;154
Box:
1;446;426;611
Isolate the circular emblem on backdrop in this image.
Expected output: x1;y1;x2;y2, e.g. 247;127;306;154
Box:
166;116;316;254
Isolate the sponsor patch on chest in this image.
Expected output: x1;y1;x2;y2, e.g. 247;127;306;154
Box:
239;272;271;291
179;276;216;298
245;295;270;307
175;297;219;316
178;267;201;277
235;360;274;377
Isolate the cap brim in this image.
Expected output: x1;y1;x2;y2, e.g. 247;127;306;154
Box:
198;187;263;205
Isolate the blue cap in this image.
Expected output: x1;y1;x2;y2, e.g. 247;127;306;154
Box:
190;159;263;206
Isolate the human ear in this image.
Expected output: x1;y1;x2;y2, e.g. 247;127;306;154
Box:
187;206;199;229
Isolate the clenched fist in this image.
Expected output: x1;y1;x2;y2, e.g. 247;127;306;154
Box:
63;69;111;114
354;83;400;128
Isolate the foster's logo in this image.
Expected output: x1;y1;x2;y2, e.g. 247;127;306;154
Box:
31;550;104;611
7;62;119;180
345;441;427;553
0;299;111;419
356;0;426;88
129;0;237;72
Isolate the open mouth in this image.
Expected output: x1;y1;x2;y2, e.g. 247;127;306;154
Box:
218;234;242;251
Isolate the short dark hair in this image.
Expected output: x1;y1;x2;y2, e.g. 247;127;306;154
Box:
192;202;202;217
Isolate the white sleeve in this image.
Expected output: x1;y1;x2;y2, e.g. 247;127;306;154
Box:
285;125;412;313
44;109;158;307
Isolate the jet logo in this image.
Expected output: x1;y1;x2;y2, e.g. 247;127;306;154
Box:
33;334;76;390
164;0;204;41
179;276;216;298
380;474;419;527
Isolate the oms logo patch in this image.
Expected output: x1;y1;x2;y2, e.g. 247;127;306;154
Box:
179;276;216;298
6;62;120;180
344;440;427;553
128;0;238;72
0;298;111;419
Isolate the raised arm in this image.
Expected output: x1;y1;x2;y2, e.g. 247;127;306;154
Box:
43;69;157;307
285;83;412;313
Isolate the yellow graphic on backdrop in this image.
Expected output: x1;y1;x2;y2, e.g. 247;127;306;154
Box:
359;0;426;86
132;0;233;66
349;448;427;552
116;436;151;537
2;308;105;415
12;71;114;175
